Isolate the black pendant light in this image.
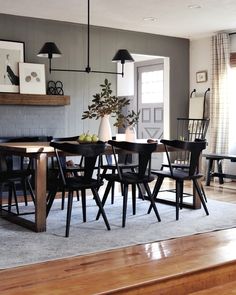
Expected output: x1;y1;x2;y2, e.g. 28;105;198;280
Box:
37;0;134;77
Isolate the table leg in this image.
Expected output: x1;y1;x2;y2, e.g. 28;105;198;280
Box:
34;153;47;232
217;159;224;184
192;180;201;209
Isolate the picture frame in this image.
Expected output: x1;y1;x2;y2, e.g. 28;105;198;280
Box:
0;39;25;93
196;71;207;83
19;63;46;95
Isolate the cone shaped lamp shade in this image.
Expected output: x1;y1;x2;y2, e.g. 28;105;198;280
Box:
112;49;134;64
37;42;62;59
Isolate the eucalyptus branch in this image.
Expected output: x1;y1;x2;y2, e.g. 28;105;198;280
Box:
82;78;140;128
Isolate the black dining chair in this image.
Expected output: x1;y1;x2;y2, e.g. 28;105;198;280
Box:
96;140;161;227
0;136;50;214
48;136;83;210
100;137;139;204
0;135;52;206
149;139;209;220
47;141;110;237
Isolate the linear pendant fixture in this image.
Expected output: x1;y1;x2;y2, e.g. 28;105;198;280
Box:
37;0;134;77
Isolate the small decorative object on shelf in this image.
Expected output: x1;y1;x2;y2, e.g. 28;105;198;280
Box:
19;63;46;95
82;78;140;141
47;80;64;95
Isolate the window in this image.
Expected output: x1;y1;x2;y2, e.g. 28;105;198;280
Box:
141;70;163;103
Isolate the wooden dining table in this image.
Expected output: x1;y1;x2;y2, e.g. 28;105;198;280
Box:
0;141;202;232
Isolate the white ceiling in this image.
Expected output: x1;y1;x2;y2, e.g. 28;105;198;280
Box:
1;0;236;39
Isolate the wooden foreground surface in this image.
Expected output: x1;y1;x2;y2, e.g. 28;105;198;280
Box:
0;181;236;294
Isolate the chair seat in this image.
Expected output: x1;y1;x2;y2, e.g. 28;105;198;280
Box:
152;169;203;181
104;172;155;184
65;177;103;190
101;163;138;170
0;169;32;181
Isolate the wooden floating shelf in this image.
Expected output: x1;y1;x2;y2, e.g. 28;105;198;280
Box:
0;93;70;106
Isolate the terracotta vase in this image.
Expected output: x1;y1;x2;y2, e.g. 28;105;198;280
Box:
125;124;137;142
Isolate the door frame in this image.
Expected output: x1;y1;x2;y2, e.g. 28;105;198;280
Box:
134;57;170;139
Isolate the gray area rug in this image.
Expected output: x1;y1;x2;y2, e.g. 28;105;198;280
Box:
1;195;236;269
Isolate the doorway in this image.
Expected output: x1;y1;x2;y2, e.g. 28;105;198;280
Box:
135;58;166;169
117;54;170;169
137;61;164;140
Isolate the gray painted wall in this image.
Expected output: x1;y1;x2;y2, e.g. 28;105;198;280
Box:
0;14;189;138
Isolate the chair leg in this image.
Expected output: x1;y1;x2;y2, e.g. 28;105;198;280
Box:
111;168;116;204
176;181;183;220
122;184;129;227
66;190;74;237
10;183;19;215
21;179;28;206
132;184;136;215
147;176;164;214
61;189;65;210
46;189;57;217
144;182;161;222
26;178;35;205
178;180;184;210
8;185;12;212
96;181;113;220
137;183;145;200
76;190;80;201
200;182;207;202
81;189;86;222
193;179;209;216
91;187;110;230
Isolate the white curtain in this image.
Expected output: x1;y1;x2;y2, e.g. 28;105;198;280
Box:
210;33;230;154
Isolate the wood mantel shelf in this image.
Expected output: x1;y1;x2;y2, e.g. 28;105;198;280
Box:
0;93;70;106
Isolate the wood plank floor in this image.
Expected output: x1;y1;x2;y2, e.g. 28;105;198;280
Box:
0;180;236;294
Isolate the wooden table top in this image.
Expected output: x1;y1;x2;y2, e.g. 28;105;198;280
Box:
0;141;53;154
0;140;165;155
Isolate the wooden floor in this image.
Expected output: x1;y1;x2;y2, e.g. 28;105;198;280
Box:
0;180;236;294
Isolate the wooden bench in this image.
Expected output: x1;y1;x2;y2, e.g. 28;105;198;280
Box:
203;153;236;186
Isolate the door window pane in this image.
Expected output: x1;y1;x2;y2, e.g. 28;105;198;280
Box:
141;70;163;103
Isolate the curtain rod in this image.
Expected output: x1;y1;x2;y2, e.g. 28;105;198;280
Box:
229;32;236;36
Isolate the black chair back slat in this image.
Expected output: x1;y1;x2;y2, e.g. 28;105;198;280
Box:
160;139;206;176
50;141;105;183
108;140;157;180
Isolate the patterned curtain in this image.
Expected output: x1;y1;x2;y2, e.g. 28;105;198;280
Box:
210;33;230;154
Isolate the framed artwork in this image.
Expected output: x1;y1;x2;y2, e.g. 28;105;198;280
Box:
0;40;25;93
19;63;46;94
196;71;207;83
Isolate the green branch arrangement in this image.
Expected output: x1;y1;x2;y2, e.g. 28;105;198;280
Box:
82;79;140;128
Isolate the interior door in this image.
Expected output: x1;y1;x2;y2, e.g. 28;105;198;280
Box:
137;62;164;168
